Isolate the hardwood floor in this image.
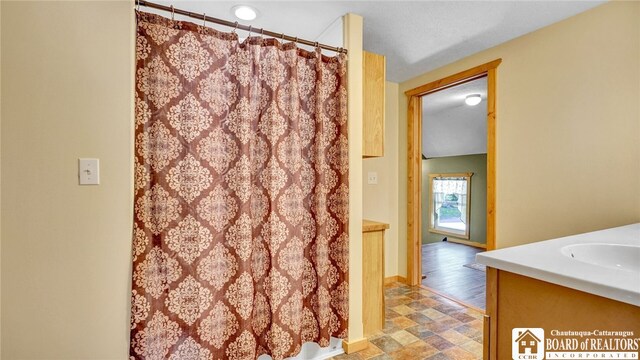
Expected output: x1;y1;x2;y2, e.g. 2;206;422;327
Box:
421;242;486;310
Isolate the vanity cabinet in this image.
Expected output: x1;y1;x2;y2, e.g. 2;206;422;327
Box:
362;219;389;336
362;51;386;158
478;225;640;359
484;268;640;360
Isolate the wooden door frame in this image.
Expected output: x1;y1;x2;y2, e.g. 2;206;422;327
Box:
405;59;502;286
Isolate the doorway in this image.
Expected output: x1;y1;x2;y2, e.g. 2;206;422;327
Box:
405;59;501;293
420;76;489;309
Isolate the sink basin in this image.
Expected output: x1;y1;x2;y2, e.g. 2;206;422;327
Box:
561;243;640;273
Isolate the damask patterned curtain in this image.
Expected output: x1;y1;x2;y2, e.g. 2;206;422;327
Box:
130;12;349;360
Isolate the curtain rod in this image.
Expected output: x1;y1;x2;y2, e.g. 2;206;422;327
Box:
137;0;347;54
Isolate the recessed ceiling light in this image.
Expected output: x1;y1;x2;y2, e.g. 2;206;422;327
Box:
233;5;257;21
465;94;482;106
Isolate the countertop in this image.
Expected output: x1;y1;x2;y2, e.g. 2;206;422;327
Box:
363;219;390;232
476;223;640;306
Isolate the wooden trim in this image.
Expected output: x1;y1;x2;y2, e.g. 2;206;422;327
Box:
486;67;497;251
342;338;369;354
419;284;485;315
483;314;491;360
384;275;408;285
485;267;499;360
406;59;501;287
427;228;472;240
406;95;422;286
404;59;502;97
444;238;487;249
428;172;473;178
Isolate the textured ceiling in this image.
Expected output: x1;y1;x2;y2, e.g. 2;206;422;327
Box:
422;77;487;159
143;1;605;82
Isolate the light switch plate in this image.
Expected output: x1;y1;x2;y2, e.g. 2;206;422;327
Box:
79;158;100;185
367;171;378;185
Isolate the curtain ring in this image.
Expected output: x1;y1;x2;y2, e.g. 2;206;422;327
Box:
170;5;174;20
281;33;285;40
203;13;206;26
232;21;239;34
314;41;319;48
260;28;264;39
248;25;252;37
136;0;140;11
294;37;298;45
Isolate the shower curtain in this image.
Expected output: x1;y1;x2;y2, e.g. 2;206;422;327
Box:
130;12;349;360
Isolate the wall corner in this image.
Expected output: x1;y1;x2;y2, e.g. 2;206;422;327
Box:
343;12;364;344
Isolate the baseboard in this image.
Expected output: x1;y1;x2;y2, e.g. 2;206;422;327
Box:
342;338;368;353
446;238;487;249
384;275;407;285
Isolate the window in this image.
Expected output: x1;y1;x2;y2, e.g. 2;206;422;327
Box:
521;341;526;346
530;341;536;346
428;173;473;239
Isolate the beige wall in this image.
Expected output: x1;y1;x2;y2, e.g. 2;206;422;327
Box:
343;13;365;344
1;1;134;359
0;2;3;355
362;81;399;277
1;2;367;358
3;0;638;357
397;1;640;275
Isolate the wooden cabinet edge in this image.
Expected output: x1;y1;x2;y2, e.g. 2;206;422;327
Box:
363;219;390;232
362;51;386;158
362;220;388;336
485;267;499;360
486;267;640;359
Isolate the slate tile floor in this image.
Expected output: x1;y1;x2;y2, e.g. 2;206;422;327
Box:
331;283;483;360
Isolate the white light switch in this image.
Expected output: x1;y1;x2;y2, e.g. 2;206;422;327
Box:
79;158;100;185
367;171;378;185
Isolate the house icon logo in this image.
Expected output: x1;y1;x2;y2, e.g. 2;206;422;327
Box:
512;328;545;359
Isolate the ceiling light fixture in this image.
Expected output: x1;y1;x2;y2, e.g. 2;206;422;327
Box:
465;94;482;106
232;5;257;21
